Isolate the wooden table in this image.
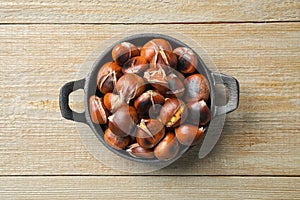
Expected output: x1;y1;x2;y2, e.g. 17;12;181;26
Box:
1;1;299;199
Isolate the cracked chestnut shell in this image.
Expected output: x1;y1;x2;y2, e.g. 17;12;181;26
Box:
103;93;125;113
134;90;165;119
159;98;187;128
126;143;155;159
173;47;197;74
140;39;172;62
150;50;177;70
175;124;204;146
165;73;185;98
143;66;169;94
116;73;146;104
154;132;180;161
89;95;109;124
97;62;123;94
186;100;211;126
108;105;138;137
136;119;165;149
112;42;139;65
184;74;210;102
122;56;148;75
104;128;130;150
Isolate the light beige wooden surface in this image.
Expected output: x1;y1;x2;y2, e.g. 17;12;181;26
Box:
0;0;299;199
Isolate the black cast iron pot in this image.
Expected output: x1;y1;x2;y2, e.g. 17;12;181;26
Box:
59;33;239;164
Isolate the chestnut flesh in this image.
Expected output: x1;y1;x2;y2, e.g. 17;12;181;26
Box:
89;95;109;124
154;132;180;161
160;98;187;128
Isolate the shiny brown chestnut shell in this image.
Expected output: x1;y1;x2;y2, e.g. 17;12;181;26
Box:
186;100;211;126
134;90;165;119
165;73;185;98
116;73;146;104
108;105;138;137
184;74;210;102
154;132;180;161
103;93;125;113
143;66;169;95
126;143;155;159
136;119;165;149
159;98;188;128
97;62;123;94
104;128;130;150
173;47;197;74
175;124;204;146
112;42;139;65
140;39;172;62
150;50;177;70
122;56;148;75
89;95;109;124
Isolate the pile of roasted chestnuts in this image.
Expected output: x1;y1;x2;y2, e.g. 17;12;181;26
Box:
89;38;211;161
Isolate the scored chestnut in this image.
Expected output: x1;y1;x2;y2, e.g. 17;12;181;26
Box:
134;90;165;119
116;73;146;104
103;93;125;113
140;38;172;62
150;50;177;70
89;95;109;124
108;105;138;137
165;73;185;98
104;128;130;150
159;98;187;128
126;143;155;159
175;124;204;146
122;56;148;75
143;66;169;95
112;42;139;65
186;100;211;126
173;47;197;74
184;74;210;102
154;132;180;161
136;119;165;149
97;62;123;94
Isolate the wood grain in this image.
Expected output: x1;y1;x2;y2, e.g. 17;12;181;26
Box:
0;0;299;23
0;23;299;175
1;176;299;199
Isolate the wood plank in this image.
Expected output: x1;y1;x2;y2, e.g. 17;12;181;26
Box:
0;176;299;199
0;0;299;23
0;23;299;175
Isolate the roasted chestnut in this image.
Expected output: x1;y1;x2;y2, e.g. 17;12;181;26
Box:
165;73;185;98
154;132;180;160
122;56;148;75
150;50;177;70
89;95;109;124
103;93;125;113
112;42;139;65
184;74;210;102
126;143;155;159
140;39;172;62
173;47;197;74
143;66;169;94
186;100;211;126
160;98;187;127
97;62;123;94
104;128;130;150
136;119;165;149
134;90;165;118
116;73;146;104
108;105;138;137
175;124;204;146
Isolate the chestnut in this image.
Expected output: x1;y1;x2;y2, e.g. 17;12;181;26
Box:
154;132;180;160
186;100;211;126
159;98;187;128
104;128;130;150
184;74;210;102
122;56;148;75
112;42;139;65
136;119;165;149
97;62;123;94
89;95;109;124
150;50;177;70
116;73;146;104
143;66;169;94
165;73;185;98
173;47;197;74
134;90;165;119
103;93;125;113
175;124;204;146
126;143;155;159
108;105;138;137
140;39;172;62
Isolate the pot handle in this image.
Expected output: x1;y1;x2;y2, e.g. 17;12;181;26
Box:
212;73;240;116
59;79;87;124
